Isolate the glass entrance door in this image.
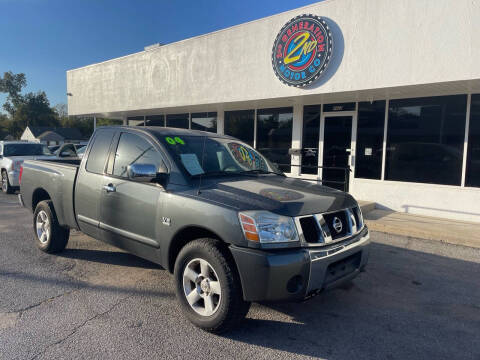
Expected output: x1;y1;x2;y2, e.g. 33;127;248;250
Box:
322;116;353;191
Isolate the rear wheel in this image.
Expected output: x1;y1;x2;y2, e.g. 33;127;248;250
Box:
174;238;251;333
33;200;69;253
1;170;13;194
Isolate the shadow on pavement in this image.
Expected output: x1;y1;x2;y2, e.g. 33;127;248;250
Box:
2;227;479;359
58;249;161;269
0;270;173;299
221;242;480;359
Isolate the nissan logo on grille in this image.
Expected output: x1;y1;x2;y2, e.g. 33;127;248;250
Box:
332;216;343;233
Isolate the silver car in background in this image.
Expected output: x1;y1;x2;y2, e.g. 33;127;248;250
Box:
0;141;55;193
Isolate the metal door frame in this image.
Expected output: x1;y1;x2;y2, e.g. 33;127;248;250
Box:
319;111;357;191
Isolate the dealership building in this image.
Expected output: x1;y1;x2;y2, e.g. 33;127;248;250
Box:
67;0;480;223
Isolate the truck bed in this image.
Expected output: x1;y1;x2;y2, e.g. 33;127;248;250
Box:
20;159;80;230
37;158;81;166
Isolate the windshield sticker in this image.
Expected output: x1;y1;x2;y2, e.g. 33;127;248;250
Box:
174;137;185;145
180;153;204;176
228;143;267;170
165;136;185;145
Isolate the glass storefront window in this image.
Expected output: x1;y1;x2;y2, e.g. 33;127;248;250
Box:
301;105;320;175
191;112;217;133
127;116;144;126
145;115;165;126
166;113;189;129
355;101;386;179
385;95;467;185
466;94;480;187
224;110;255;146
257;107;293;173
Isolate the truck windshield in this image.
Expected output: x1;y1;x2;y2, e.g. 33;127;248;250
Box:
159;135;282;177
3;144;53;156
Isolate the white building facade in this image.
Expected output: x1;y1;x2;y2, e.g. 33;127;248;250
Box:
67;0;480;222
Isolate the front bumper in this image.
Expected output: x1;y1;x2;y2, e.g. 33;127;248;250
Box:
230;227;370;302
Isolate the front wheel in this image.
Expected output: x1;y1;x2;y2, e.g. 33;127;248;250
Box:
174;239;251;333
1;170;14;194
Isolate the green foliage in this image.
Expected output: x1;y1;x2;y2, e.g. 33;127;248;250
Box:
96;118;123;127
13;92;60;130
1;71;123;140
1;71;59;138
0;114;11;139
58;115;94;138
0;71;27;116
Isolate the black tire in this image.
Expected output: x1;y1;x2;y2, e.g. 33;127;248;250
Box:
1;170;14;194
33;200;70;253
174;238;251;333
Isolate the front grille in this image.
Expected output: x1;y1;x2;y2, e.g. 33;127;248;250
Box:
323;210;349;240
296;206;364;246
299;216;320;243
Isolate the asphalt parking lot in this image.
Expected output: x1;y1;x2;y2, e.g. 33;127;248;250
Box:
0;191;479;360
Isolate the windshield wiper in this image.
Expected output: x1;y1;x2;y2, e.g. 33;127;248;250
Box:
191;169;284;178
191;171;236;178
239;169;284;176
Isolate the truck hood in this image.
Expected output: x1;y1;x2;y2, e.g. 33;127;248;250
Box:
195;175;357;217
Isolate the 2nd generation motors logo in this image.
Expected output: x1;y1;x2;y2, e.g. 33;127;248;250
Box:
272;14;333;87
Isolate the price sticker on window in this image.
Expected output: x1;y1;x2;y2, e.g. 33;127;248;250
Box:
165;136;185;145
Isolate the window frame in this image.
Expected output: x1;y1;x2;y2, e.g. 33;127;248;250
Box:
106;130;171;183
464;93;480;188
84;129;117;175
224;110;255;147
384;94;467;186
256;106;294;173
191;112;218;133
354;100;386;180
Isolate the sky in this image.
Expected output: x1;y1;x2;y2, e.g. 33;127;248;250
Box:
0;0;320;111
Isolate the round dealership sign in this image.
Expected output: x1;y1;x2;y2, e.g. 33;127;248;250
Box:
272;14;333;87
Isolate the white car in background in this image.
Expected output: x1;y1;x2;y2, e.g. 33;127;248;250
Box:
0;141;55;193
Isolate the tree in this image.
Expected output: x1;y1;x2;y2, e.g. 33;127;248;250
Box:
11;92;60;137
0;71;60;138
0;113;11;139
0;71;27;117
54;103;68;119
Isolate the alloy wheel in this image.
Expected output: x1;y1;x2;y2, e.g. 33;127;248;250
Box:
36;210;50;244
182;258;222;316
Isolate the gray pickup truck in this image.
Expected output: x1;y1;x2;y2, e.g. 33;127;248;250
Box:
19;126;370;332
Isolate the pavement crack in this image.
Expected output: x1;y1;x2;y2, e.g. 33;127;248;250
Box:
29;294;132;360
8;290;77;318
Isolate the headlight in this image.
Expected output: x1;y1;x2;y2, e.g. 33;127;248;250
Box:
238;211;299;244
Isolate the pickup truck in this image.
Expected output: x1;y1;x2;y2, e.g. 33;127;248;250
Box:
19;126;370;333
1;141;55;193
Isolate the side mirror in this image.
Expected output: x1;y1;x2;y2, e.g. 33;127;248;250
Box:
127;163;158;182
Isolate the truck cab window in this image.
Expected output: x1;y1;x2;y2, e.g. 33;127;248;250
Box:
86;130;115;174
113;133;166;178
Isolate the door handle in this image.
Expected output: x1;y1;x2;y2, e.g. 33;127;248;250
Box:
103;184;116;193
